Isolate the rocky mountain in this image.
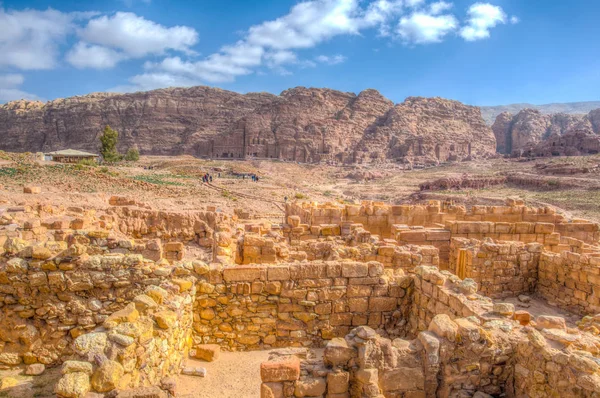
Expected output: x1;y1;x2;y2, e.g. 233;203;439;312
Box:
492;108;600;155
481;101;600;125
0;86;496;164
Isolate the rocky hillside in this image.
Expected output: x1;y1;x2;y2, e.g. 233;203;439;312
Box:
492;108;600;155
481;101;600;125
0;86;496;164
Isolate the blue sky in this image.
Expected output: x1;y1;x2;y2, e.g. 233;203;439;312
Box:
1;0;599;106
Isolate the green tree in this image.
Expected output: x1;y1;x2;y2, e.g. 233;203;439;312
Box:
124;147;140;161
100;125;122;162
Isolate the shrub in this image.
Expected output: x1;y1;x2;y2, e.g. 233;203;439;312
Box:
100;125;122;162
124;148;140;162
294;192;308;200
77;158;98;167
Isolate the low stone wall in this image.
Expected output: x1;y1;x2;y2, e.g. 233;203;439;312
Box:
285;200;575;238
238;231;439;272
514;327;600;397
192;261;414;351
261;314;600;398
54;278;195;396
409;265;493;333
449;238;542;298
537;251;600;315
0;234;193;368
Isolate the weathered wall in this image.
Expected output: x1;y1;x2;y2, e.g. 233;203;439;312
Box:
192;261;415;350
449;238;542;298
537;250;600;315
54;278;194;396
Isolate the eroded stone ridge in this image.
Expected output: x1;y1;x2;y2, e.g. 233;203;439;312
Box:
0;86;496;164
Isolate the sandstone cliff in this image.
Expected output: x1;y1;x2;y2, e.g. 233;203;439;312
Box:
0;86;496;164
492;108;599;155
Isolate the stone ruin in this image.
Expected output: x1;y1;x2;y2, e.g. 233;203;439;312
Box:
0;194;599;397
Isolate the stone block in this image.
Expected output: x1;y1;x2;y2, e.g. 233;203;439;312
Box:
368;297;397;312
260;357;300;382
223;266;262;282
324;338;355;366
379;367;425;392
327;371;349;394
294;377;326;397
261;382;284;398
193;344;220;362
23;186;41;194
535;315;566;330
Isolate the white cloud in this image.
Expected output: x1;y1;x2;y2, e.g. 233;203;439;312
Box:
460;2;507;41
0;8;80;70
78;12;198;56
397;12;457;43
315;54;347;65
66;42;125;69
510;16;520;24
429;1;453;15
110;72;202;93
0;74;44;103
66;12;198;69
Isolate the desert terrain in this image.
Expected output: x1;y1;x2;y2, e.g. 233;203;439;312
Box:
0;149;599;397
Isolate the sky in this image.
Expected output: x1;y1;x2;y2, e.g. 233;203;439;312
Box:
0;0;599;106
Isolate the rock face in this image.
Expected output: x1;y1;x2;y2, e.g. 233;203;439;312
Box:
0;86;496;164
492;108;600;155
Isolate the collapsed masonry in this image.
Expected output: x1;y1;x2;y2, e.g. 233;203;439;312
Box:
0;194;599;397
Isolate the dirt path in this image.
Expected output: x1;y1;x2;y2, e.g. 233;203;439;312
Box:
175;350;273;398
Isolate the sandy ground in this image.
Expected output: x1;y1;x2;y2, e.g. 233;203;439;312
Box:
175;350;273;398
497;295;580;327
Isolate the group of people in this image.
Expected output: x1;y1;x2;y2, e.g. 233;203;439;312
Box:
201;173;213;183
241;173;260;182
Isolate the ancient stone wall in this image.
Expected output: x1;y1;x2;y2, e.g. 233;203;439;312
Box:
514;326;600;397
192;261;414;351
0;235;196;369
54;277;195;396
449;238;542;298
261;310;600;398
238;230;439;272
537;250;600;315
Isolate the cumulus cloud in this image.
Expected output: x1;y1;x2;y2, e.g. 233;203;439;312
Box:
66;42;125;69
1;1;519;96
0;7;85;70
138;0;408;88
397;12;457;43
460;2;507;41
315;54;347;65
429;1;453;15
0;73;43;103
66;12;198;69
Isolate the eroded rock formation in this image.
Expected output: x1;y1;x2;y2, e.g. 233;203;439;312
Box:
492;108;600;155
0;86;496;164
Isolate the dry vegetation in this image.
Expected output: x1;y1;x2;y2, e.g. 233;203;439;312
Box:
1;152;599;222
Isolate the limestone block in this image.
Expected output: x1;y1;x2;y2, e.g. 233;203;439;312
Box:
327;371;349;394
428;314;458;342
223;266;262;282
379;367;425;392
535;315;566;330
514;311;531;326
55;372;91;398
324;338;355;366
261;382;284;398
294;378;326;397
62;361;93;375
260;356;300;382
493;303;515;317
23;186;41;194
193;344;221;362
